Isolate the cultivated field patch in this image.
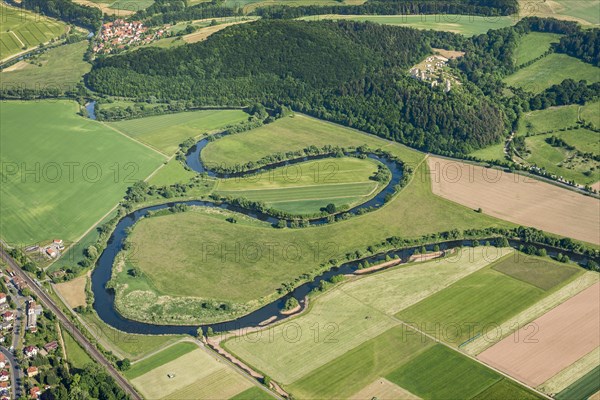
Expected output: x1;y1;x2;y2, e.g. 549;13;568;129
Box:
397;258;548;345
131;347;251;399
471;379;541;400
428;157;600;244
478;282;600;387
216;157;381;214
539;347;600;395
54;272;89;309
125;341;197;380
555;366;600;400
349;377;420;400
513;32;562;66
107;109;249;154
386;345;501;399
517;0;600;26
0;100;165;244
491;254;581;290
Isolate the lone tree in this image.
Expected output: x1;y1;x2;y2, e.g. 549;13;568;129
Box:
325;203;337;214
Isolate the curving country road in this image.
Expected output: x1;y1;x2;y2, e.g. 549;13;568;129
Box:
0;243;141;400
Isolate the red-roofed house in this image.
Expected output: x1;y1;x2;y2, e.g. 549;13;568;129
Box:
30;386;41;399
24;346;38;358
0;294;6;305
0;371;8;382
26;366;38;378
0;353;5;369
2;312;13;322
43;341;58;352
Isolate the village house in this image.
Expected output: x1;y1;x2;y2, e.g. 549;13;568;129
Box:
12;276;27;291
43;341;58;353
0;322;12;331
24;346;38;358
0;353;5;369
0;371;8;382
30;386;41;399
1;312;13;322
0;381;10;392
0;294;6;305
26;366;39;378
53;239;64;250
27;299;38;331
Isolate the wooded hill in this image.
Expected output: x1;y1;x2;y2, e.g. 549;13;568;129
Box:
87;20;505;154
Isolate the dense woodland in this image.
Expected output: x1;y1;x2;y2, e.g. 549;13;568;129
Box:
255;0;518;19
20;0;102;31
88;20;506;154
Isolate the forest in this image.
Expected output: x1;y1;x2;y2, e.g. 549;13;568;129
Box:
87;20;505;154
20;0;102;31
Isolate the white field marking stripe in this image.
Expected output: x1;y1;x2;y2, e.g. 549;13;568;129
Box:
219;181;378;192
250;185;381;203
9;31;25;47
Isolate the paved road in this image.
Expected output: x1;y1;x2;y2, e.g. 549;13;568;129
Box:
0;244;142;400
0;346;22;399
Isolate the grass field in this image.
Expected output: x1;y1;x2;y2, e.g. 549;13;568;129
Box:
1;41;90;90
523;132;600;185
581;101;600;127
517;105;581;136
387;345;501;399
125;341;197;379
472;379;541;400
491;254;581;291
514;32;562;66
216;157;382;214
0;5;67;60
106;109;249;154
504;53;600;93
230;387;274;400
131;346;253;399
397;255;560;345
224;247;505;385
147;160;197;186
555;366;600;400
226;0;365;13
469;142;506;162
0;100;165;245
202;114;424;167
299;14;515;36
54;273;88;309
517;0;600;26
62;326;94;369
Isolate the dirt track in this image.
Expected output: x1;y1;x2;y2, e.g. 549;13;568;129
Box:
477;282;600;387
428;157;600;245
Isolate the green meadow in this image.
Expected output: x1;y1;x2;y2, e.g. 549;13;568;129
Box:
0;101;165;245
514;32;562;66
106;109;249;154
62;326;94;369
124;341;197;380
504;53;600;93
299;14;515;36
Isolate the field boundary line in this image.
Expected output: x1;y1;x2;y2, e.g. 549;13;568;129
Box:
99;122;170;159
9;31;25;48
337;278;552;400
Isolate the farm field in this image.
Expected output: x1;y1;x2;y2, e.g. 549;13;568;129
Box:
478;282;600;387
0;5;67;60
130;345;254;399
0;100;165;245
517;0;600;26
183;18;258;43
299;14;515;36
224;247;499;383
225;247;544;399
427;157;600;244
147;159;197;186
0;41;91;89
124;341;197;380
522;131;600;185
517;105;581;136
106;109;249;154
514;32;562;66
555;366;600;400
225;0;365;13
62;326;94;369
54;273;89;309
503;53;600;93
396;255;568;346
469;142;506;162
215;157;382;214
230;387;274;400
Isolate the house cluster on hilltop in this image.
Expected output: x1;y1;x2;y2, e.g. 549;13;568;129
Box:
93;19;165;54
410;55;457;92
